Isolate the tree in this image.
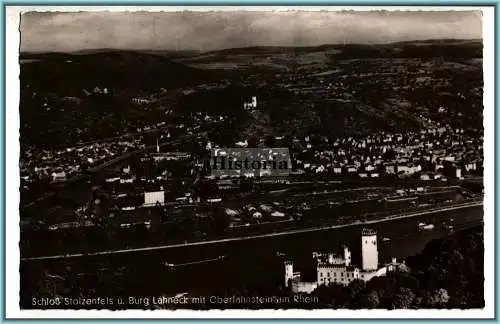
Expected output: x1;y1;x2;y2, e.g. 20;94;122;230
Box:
348;279;366;299
311;284;348;308
357;290;380;309
448;287;467;308
398;273;420;292
312;285;334;307
392;287;415;309
211;206;230;234
431;288;450;307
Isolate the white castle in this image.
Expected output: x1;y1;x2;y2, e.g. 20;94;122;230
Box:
243;96;257;111
284;229;405;294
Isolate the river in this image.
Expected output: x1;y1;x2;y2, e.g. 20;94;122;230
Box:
23;205;483;299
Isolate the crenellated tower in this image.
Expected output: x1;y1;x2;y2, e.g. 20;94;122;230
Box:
361;228;378;271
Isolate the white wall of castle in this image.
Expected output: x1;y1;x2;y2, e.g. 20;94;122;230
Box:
291;281;318;294
288;262;394;293
362;233;379;271
317;265;360;287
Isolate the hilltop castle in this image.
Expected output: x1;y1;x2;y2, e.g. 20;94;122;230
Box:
243;96;257;111
284;229;405;294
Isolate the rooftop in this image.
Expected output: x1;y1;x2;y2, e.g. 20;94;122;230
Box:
362;228;377;236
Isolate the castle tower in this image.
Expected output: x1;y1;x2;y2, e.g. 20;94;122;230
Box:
353;268;360;279
344;246;352;267
284;261;294;287
361;228;378;271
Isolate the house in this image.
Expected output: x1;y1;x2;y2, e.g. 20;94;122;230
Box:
465;162;477;172
397;165;409;174
217;179;237;190
253;211;263;219
51;171;67;182
271;211;286;218
235;140;248;148
120;176;135;184
420;173;432;181
315;165;326;173
365;165;375;172
409;165;422;174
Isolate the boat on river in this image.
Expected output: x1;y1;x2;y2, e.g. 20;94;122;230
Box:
423;224;435;230
418;222;435;230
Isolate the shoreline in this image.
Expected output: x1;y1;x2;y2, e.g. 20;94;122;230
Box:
21;201;483;261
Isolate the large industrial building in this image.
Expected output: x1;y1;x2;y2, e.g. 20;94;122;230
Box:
284;228;406;294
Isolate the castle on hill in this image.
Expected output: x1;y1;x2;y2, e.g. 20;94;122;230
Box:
284;228;407;294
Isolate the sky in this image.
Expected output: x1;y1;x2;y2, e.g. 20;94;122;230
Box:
20;10;482;52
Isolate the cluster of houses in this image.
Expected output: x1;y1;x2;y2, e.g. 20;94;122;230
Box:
285;125;482;180
21;106;224;189
20;139;145;185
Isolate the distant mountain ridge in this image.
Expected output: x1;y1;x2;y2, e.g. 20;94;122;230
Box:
20;49;200;59
20;50;218;95
20;38;482;57
199;39;482;58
